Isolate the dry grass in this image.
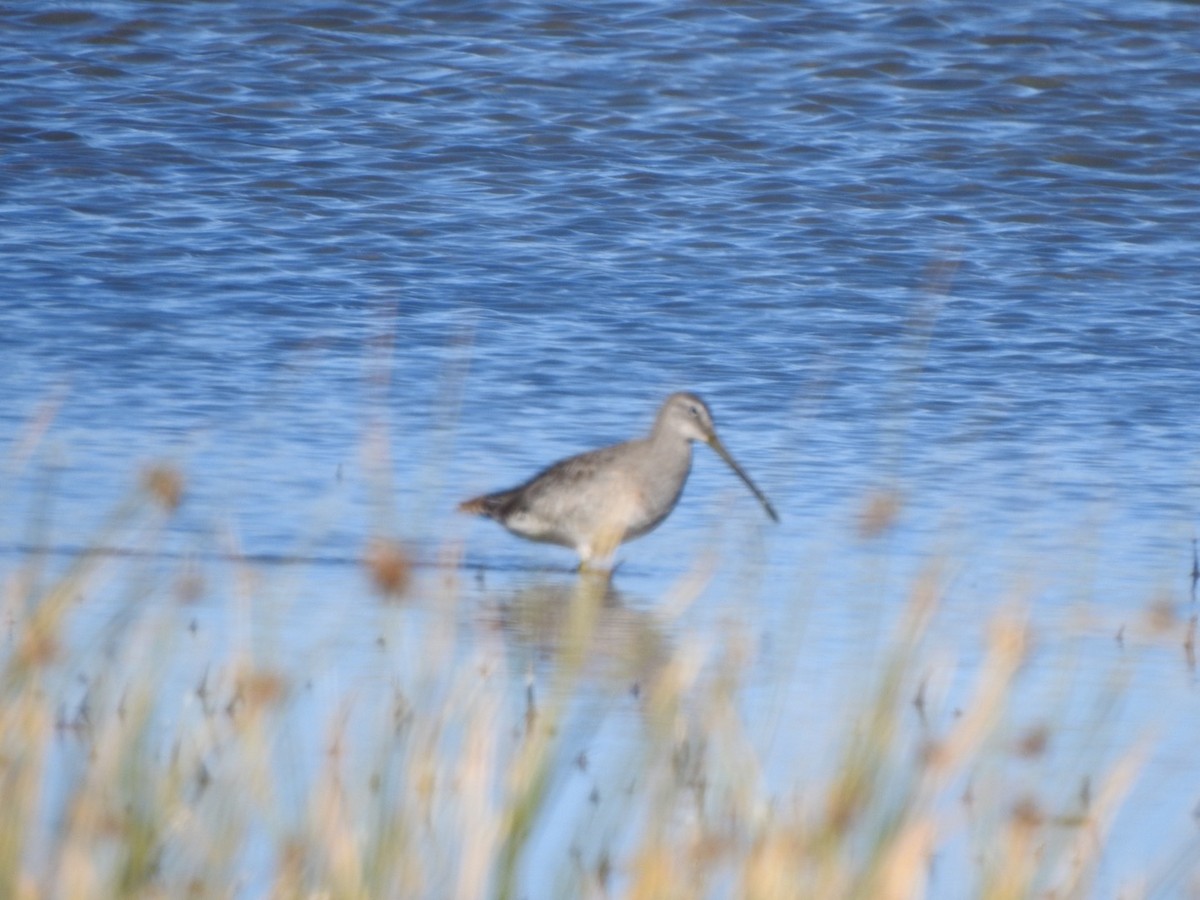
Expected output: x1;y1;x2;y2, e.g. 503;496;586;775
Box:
0;461;1195;899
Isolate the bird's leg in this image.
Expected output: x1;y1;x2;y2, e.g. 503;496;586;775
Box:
583;523;626;572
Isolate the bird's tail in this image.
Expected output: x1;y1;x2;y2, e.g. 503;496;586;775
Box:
457;492;509;518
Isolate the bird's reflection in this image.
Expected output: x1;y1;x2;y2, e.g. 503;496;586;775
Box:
479;571;670;692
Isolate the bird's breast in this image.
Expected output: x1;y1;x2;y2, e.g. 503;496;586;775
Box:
619;443;692;538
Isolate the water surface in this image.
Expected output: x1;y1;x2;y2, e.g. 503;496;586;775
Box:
2;1;1199;894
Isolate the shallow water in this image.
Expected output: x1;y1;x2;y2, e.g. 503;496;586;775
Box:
2;1;1199;894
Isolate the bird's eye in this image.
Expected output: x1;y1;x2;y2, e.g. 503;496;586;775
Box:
688;405;699;417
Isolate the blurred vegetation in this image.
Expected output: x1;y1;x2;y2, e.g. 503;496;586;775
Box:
0;461;1196;900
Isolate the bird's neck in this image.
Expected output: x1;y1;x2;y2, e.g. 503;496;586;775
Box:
646;427;693;457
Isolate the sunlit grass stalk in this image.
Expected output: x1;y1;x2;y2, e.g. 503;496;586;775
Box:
495;571;609;900
1;480;166;898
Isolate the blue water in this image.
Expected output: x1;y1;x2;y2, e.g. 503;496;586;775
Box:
2;1;1199;894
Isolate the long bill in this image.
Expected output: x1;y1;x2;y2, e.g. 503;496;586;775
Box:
707;437;779;523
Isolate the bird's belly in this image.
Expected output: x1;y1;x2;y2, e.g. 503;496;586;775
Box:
502;509;578;548
503;489;670;549
602;479;685;544
620;493;678;541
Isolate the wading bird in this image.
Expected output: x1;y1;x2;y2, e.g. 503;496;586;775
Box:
459;392;777;569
